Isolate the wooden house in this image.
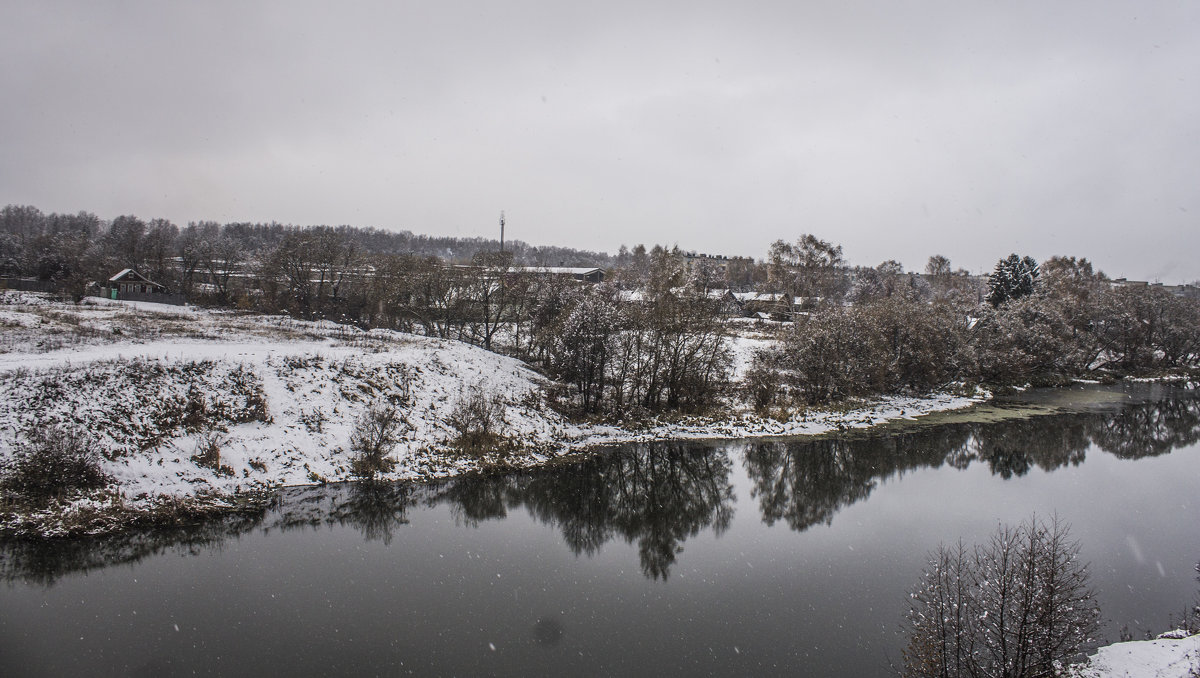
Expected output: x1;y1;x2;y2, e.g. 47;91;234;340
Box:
104;268;169;299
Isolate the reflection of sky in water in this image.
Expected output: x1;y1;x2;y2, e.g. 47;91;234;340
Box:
2;388;1199;677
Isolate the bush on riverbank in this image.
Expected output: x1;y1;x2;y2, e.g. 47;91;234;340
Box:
529;264;734;418
447;381;508;453
0;427;111;503
348;401;404;480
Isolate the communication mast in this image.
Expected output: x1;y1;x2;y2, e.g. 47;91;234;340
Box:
499;211;505;253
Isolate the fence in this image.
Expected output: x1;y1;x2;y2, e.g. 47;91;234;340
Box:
0;278;60;293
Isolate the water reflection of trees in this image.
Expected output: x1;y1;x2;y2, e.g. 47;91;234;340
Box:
974;417;1091;479
0;511;266;587
4;388;1197;584
743;390;1200;533
427;441;736;580
745;428;970;531
330;482;417;545
0;483;415;587
1088;396;1200;459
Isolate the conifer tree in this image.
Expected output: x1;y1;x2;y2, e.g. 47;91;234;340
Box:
987;254;1040;307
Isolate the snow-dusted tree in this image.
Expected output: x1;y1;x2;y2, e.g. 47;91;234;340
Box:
0;204;46;245
762;296;969;404
203;234;244;304
142;218;179;287
1091;286;1200;372
903;516;1101;678
987;254;1040;308
851;262;933;304
550;286;622;413
0;233;24;277
768;234;847;301
904;541;975;677
973;294;1080;383
926;255;952;277
349;400;406;480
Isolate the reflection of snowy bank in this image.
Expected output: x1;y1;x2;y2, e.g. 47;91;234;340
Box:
1067;631;1200;678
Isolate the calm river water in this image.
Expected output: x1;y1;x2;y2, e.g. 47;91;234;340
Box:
2;384;1199;677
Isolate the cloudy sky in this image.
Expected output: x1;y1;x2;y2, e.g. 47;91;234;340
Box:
2;1;1197;281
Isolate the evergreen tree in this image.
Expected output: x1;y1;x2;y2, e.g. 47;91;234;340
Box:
987;254;1040;308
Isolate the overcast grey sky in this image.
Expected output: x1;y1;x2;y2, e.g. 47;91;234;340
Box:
2;1;1197;281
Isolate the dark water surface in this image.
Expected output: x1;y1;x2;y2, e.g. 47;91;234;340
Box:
3;384;1199;677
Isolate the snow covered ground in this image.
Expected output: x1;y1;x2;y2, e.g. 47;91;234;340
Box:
0;292;985;536
1067;631;1200;678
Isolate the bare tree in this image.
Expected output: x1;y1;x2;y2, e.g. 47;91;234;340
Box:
904;516;1101;678
926;254;952;277
767;234;848;306
348;401;406;481
464;250;515;351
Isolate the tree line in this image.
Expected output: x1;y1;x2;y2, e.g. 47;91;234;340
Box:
5;204;1200;418
0;204;611;301
748;251;1200;409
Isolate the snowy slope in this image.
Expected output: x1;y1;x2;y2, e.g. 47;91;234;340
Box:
0;331;586;491
1067;631;1200;678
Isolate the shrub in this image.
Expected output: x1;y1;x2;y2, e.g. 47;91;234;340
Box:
349;401;405;480
226;363;270;424
757;297;973;405
181;384;210;432
743;351;783;413
903;516;1101;678
0;427;111;502
191;429;234;476
447;381;506;449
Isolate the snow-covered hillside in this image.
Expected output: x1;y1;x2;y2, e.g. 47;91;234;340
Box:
1067;630;1200;678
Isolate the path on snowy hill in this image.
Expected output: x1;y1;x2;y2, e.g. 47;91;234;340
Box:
0;339;333;373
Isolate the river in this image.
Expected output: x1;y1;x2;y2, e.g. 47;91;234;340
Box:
2;384;1199;676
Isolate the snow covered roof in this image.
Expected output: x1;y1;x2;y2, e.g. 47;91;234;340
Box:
509;267;603;276
108;268;164;287
733;292;785;303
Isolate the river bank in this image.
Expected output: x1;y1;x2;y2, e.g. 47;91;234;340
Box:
0;291;996;538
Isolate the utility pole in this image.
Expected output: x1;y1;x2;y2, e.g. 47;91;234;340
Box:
499;211;505;253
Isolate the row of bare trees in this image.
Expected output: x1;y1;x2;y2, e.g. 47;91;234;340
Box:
0;204;610;305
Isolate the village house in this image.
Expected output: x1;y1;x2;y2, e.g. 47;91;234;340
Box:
101;268;185;304
676;251;753;276
1110;278;1200;299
